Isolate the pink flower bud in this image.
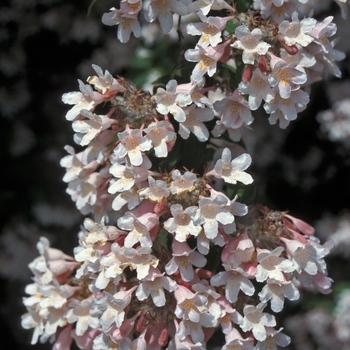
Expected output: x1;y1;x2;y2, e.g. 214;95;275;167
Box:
258;55;267;73
158;327;169;346
242;65;252;82
279;35;299;55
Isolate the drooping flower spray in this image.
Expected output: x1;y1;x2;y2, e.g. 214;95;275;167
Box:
22;0;345;348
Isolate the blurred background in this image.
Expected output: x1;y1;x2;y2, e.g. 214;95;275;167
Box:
1;0;350;349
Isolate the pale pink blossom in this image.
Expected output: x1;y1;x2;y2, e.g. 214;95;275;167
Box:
145;0;188;33
87;64;125;94
113;125;152;166
256;247;295;282
194;195;235;239
212;89;254;141
138;176;170;203
61;80;102;121
118;212;152;248
66;299;99;336
268;54;307;99
60;146;84;183
222;327;254;350
154;79;192;122
238;68;274;110
144;120;176;157
255;327;291;350
135;267;177;307
231;25;271;65
207;147;253;185
279;12;316;47
185;44;225;82
210;267;255;303
258;279;300;312
264;89;310;128
164;204;201;242
186;14;231;48
108;160;149;194
174;285;208;322
102;8;141;43
170;169;197;196
72;109;112;147
179;105;214;141
124;246;158;279
165;241;206;282
92;287;136;331
240;303;276;342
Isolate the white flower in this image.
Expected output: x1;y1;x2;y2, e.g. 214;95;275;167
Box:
238;68;274;110
139;176;170;203
117;213;153;248
231;25;271;65
164;204;201;242
92;288;135;331
185;44;225;83
209;147;253;185
241;303;276;342
66;299;99;336
212;89;254;141
61;80;102;121
170;169;197;196
135;267;176;307
102;8;141;43
145;0;188;33
210;268;255;303
144;120;176;157
87;64;125;94
165;241;206;282
154;80;192;122
279;12;316;47
194;195;235;239
179;105;214;141
268;54;307;99
256;247;295;282
108;161;149;194
255;327;291;350
258;279;300;312
60;145;84;183
264;89;310;129
186;13;229;48
72;109;112;147
113;125;152;166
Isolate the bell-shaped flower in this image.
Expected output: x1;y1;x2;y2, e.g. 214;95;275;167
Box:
256;246;295;282
154;79;192;122
102;8;141;43
61;80;102;121
208;147;253;185
185;44;225;83
164;204;201;242
165;241;206;282
231;25;271;65
194;195;235;240
241;303;276;342
135;267;177;307
144;120;176;157
238;68;274;110
258;278;300;313
113;125;152;166
179;105;214;141
268;53;307;99
279;12;316;47
144;0;188;33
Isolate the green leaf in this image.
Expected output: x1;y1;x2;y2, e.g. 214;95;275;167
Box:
226;20;238;34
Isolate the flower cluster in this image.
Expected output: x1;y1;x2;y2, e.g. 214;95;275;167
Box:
21;0;342;349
